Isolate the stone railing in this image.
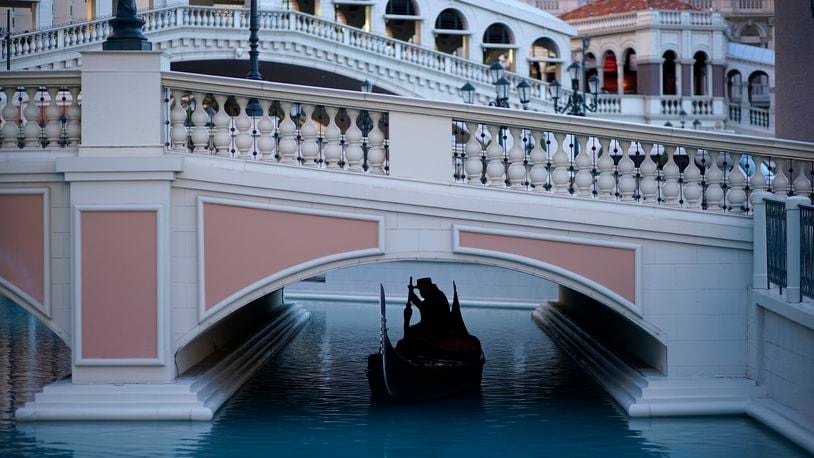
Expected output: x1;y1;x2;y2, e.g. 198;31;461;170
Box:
451;112;813;213
4;70;809;216
0;72;82;149
1;5;546;104
727;103;773;135
567;12;640;34
162;73;390;174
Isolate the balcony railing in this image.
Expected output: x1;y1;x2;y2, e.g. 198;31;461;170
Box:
766;198;787;289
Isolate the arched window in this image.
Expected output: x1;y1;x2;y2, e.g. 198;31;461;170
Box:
482;23;515;71
385;0;420;43
602;51;618;93
748;71;770;108
435;8;465;30
622;49;637;94
693;51;709;96
726;70;743;102
738;24;765;47
662;51;677;95
434;9;468;57
287;0;316;15
528;37;560;82
385;0;417;15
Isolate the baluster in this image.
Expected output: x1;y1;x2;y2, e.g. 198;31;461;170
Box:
22;87;41;148
661;145;681;206
367;111;386;174
772;158;789;196
573;135;593;197
299;104;319;166
277;102;298;164
66;87;81;146
345;109;364;171
233;97;253;159
485;125;505;187
683;148;703;208
549;132;571;194
793;160;813;197
190;93;211;153
169;90;189;151
596;137;615;199
211;95;231;156
506;127;526;189
1;87;20;148
464;122;484;185
44;87;62;147
727;152;747;213
322;106;341;169
256;99;275;161
705;151;725;210
529;129;549;192
617;140;637;202
749;154;768;192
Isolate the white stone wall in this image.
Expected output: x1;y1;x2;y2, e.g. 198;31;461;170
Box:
761;307;814;421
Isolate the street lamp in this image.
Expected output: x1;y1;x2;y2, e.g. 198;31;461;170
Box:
493;76;511;108
361;79;373;93
517;80;531;110
547;35;598;116
489;61;505;85
679;109;687;129
459;82;476;105
103;0;151;50
245;0;262;116
693;119;701;130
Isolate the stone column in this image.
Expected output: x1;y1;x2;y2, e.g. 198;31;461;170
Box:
617;62;624;95
751;191;772;289
636;62;661;96
712;64;725;98
681;59;692;96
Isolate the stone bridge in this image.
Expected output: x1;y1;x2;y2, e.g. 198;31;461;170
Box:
0;51;812;453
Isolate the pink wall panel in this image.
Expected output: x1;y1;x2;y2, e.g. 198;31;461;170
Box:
81;211;158;359
460;231;636;303
204;203;379;310
0;194;44;304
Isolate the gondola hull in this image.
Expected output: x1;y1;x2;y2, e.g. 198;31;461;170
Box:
366;285;485;402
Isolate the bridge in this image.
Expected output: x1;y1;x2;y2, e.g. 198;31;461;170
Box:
0;47;812;452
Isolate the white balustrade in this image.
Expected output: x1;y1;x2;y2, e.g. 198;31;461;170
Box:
163;83;390;176
0;76;81;149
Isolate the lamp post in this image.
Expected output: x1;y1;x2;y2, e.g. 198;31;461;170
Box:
103;0;151;50
547;35;598;116
245;0;262;116
679;109;687;129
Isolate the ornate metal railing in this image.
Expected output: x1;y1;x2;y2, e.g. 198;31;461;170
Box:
802;204;814;300
766;198;787;289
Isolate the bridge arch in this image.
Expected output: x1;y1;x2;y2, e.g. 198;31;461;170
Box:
177;198;664;361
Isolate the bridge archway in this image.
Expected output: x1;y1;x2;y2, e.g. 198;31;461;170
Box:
178;198;666;377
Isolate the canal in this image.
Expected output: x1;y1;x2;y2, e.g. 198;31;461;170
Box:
0;296;807;457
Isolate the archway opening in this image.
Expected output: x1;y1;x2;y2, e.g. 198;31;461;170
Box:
693;51;709;96
727;70;743;103
528;37;560;83
662;50;678;95
385;0;421;44
334;2;368;30
622;49;637;94
482;23;515;72
601;51;618;94
434;8;468;57
748;71;770;109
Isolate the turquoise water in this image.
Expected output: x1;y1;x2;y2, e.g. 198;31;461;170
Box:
0;297;808;457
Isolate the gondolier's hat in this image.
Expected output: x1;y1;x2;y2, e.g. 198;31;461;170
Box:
416;277;434;287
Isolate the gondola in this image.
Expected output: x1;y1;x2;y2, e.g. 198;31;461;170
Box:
367;284;485;402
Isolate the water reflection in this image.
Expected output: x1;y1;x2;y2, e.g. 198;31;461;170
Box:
0;297;807;457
